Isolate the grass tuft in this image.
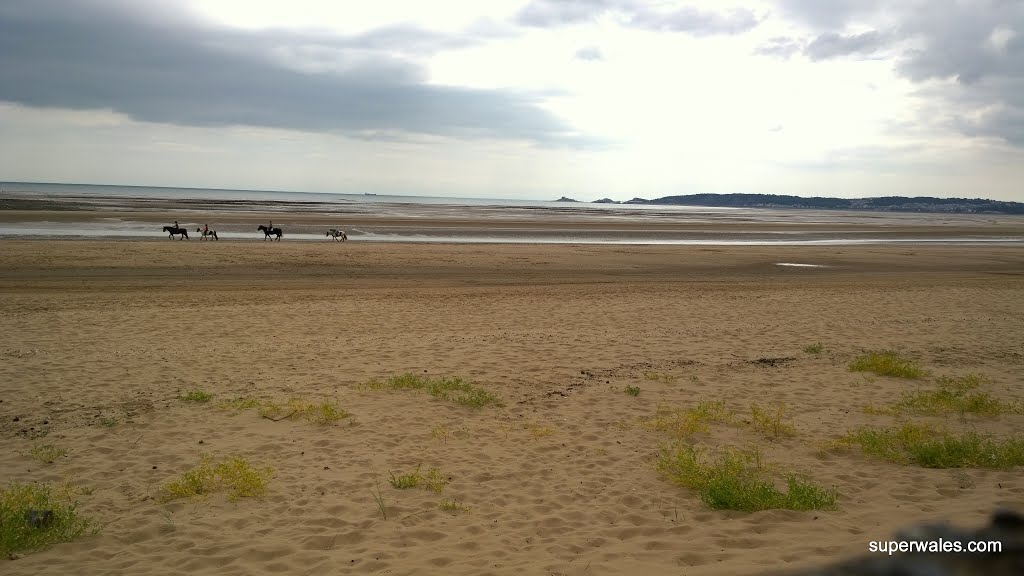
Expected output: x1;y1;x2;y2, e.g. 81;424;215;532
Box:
656;443;837;512
217;396;261;411
624;386;641;396
363;373;502;407
389;465;422;490
431;424;450;444
439;498;471;513
803;343;826;355
423;468;449;494
223;397;349;424
370;474;387;520
749;403;797;439
642;401;734;438
28;444;67;464
0;482;96;556
836;423;1024;468
870;374;1020;418
160;455;273;502
849;351;925;378
178;390;213;402
387;465;449;493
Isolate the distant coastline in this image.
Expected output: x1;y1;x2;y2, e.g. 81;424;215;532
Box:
556;193;1024;215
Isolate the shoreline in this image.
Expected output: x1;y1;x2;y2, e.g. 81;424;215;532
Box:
2;203;1023;245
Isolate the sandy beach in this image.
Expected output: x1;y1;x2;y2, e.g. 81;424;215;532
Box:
1;238;1022;575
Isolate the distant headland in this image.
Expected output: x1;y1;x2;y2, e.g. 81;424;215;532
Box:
554;193;1024;215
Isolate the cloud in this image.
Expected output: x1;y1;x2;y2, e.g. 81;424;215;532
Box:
892;0;1024;147
774;0;888;29
0;0;584;145
517;0;619;27
629;5;761;36
517;0;761;36
755;37;804;59
575;46;604;61
804;30;890;61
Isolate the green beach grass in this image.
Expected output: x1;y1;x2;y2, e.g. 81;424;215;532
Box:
363;373;502;408
1;482;95;557
836;423;1024;468
656;443;837;512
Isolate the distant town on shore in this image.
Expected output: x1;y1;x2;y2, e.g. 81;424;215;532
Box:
554;194;1024;214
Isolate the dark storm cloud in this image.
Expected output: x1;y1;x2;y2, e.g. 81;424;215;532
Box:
804;30;889;60
517;0;761;35
0;0;584;145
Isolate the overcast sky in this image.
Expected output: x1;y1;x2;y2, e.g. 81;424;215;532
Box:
1;0;1022;201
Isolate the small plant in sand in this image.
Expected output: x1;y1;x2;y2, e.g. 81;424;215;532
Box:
28;444;67;464
749;403;797;439
835;423;1024;469
642;400;734;438
389;465;423;489
431;424;450;444
656;443;837;512
224;397;349;424
217;396;261;411
849;351;925;379
439;498;471;513
98;417;118;427
178;389;214;402
159;510;176;533
803;343;826;355
624;385;641;397
0;481;96;556
387;465;449;493
370;475;387;520
160;455;273;502
867;374;1020;418
363;373;503;408
423;468;449;494
525;423;555;439
643;371;676;383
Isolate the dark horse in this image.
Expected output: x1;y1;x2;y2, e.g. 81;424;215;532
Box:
196;228;219;240
162;226;189;240
257;225;283;241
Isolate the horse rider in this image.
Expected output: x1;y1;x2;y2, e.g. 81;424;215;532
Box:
203;223;209;235
268;220;273;231
174;220;179;230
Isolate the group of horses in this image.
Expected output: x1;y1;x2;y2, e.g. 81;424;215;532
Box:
161;225;347;242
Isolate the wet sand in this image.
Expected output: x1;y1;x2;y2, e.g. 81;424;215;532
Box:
3;201;1024;244
1;240;1023;575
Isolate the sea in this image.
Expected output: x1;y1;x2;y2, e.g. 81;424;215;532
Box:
1;182;1021;245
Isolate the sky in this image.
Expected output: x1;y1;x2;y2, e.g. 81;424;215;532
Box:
0;0;1022;202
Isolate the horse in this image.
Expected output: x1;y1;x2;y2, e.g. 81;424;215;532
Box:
163;226;189;240
327;228;347;241
257;225;283;241
196;228;219;241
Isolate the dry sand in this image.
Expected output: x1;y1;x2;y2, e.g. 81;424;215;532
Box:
1;239;1022;575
